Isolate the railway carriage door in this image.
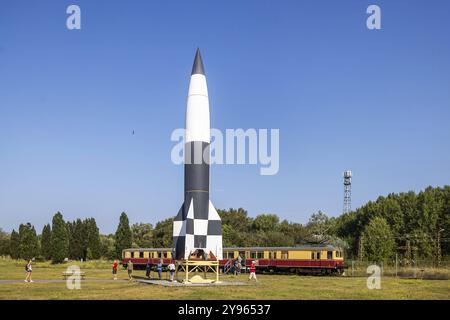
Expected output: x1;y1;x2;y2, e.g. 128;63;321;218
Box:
269;251;277;259
245;251;250;266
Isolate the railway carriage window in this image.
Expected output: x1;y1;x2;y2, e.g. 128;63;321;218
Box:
316;252;321;259
257;252;264;259
250;252;257;259
269;251;277;259
311;252;314;259
327;251;332;259
281;251;288;259
139;252;144;258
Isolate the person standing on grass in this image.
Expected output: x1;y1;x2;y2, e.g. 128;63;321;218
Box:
24;260;33;283
248;261;257;282
168;262;176;282
157;259;163;280
112;260;118;280
237;254;244;272
127;260;134;280
145;259;152;278
234;259;239;276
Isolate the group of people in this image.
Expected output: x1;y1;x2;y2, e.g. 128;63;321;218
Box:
112;259;176;282
113;257;257;282
145;259;176;281
23;257;257;283
232;256;257;282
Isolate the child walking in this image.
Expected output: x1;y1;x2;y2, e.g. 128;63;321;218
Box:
248;261;257;282
112;260;118;280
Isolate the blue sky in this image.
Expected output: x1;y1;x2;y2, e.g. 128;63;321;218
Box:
1;0;449;234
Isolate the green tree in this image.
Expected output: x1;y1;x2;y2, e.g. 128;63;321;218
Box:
51;212;70;263
218;208;253;246
218;208;253;233
0;228;10;256
252;214;280;232
100;234;116;260
278;220;309;245
153;218;173;248
85;218;101;260
306;211;335;244
9;230;20;259
362;216;395;263
18;223;39;260
114;212;132;258
261;230;295;246
40;224;52;260
131;223;153;248
69;219;88;260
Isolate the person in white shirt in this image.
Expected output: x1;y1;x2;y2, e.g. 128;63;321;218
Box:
25;260;33;283
168;263;176;282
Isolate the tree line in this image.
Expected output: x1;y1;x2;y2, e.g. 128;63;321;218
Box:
0;186;448;264
334;186;450;264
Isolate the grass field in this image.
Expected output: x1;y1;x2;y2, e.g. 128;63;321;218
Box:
0;258;449;300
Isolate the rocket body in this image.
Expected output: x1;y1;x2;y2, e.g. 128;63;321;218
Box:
173;49;223;260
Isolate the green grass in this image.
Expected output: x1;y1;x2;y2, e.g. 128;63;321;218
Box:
0;258;449;300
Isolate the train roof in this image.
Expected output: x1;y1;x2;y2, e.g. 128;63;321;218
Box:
122;245;342;252
226;245;342;251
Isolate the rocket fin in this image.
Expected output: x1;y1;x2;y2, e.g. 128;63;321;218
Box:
206;200;223;260
173;203;186;260
173;203;186;237
208;200;221;220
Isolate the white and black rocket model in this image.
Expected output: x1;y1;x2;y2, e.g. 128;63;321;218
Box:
172;49;223;261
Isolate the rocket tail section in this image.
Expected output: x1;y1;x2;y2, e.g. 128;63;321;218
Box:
172;200;223;260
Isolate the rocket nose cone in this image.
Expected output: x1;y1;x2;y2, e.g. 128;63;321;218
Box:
191;48;205;75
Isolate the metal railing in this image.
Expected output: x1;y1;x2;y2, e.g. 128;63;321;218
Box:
346;259;450;279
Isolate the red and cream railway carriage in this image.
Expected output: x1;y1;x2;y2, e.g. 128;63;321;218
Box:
122;245;344;275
